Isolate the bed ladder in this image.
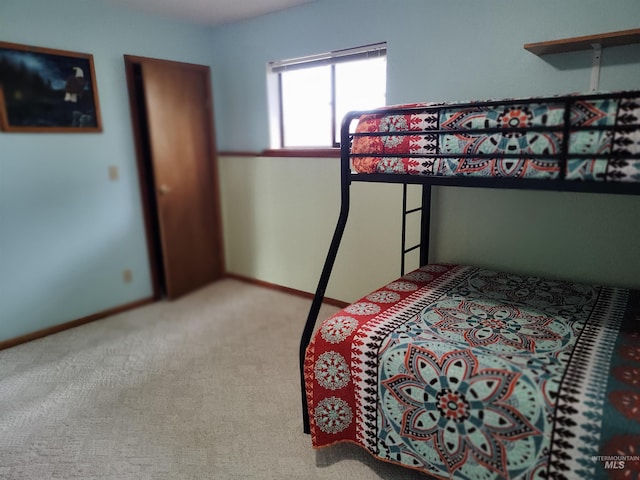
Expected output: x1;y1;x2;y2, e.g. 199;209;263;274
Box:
401;184;432;275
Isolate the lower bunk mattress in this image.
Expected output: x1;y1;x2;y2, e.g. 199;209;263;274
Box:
304;264;640;479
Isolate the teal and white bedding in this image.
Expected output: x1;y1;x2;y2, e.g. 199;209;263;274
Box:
305;264;640;479
351;92;640;182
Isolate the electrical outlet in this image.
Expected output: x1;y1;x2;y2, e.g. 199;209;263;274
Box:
123;269;132;283
109;165;119;181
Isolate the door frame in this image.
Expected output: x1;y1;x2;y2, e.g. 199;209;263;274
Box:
124;54;225;299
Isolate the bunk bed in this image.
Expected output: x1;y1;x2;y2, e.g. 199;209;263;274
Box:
300;90;640;480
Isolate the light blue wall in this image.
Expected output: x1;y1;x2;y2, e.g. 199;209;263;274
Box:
0;0;215;342
2;0;640;343
210;0;640;151
212;0;640;298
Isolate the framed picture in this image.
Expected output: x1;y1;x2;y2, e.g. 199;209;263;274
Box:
0;41;102;132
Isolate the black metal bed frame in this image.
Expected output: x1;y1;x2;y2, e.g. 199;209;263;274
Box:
299;90;640;434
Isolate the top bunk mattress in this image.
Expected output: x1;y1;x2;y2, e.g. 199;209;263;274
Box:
351;91;640;182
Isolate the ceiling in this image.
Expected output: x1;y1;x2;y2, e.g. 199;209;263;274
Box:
104;0;316;26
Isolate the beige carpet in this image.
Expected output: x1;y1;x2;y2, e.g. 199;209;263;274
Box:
0;279;432;479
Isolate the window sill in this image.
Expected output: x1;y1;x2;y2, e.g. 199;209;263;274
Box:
261;148;340;158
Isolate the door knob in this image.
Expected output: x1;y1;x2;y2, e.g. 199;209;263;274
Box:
158;184;172;195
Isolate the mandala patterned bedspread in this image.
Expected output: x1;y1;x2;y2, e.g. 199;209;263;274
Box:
304;264;640;479
351;93;640;182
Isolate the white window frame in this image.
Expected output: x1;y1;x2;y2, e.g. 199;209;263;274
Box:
267;42;387;149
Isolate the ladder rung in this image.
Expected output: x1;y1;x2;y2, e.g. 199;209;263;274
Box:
404;207;422;215
403;244;420;254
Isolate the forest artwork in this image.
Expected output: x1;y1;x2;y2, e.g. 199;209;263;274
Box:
0;42;101;132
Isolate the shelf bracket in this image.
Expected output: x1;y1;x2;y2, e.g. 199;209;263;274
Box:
590;43;602;92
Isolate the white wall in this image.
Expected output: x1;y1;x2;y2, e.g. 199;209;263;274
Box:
219;155;404;301
219;154;640;304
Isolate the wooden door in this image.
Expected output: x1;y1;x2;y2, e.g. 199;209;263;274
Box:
130;58;224;299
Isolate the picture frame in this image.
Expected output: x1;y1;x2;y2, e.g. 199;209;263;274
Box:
0;41;102;133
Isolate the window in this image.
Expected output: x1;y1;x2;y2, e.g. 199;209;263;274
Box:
268;43;386;148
